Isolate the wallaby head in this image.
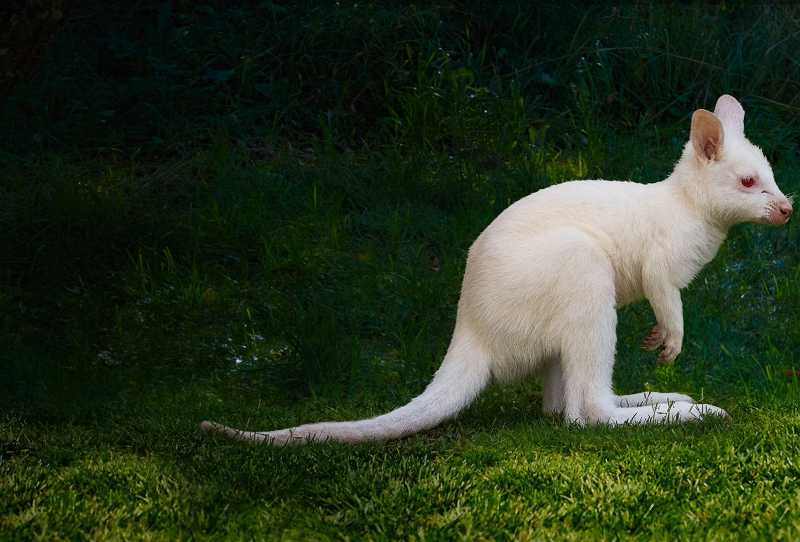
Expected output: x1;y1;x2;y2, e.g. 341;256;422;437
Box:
679;94;792;227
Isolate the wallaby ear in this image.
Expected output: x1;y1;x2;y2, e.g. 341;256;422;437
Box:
714;94;745;136
691;109;724;163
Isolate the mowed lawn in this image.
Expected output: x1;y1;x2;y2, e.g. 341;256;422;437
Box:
4;383;800;540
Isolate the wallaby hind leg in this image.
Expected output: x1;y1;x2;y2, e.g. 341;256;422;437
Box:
556;246;727;425
556;364;702;418
615;392;694;407
541;358;565;416
561;320;728;425
559;302;618;425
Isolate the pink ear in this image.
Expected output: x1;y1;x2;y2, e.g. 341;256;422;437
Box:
691;109;724;163
714;94;745;135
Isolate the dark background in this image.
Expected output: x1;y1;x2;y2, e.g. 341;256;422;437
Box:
2;0;798;419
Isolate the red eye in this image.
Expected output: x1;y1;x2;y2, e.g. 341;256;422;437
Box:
741;177;756;188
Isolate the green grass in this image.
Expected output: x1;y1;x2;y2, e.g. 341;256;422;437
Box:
2;2;800;540
5;386;800;540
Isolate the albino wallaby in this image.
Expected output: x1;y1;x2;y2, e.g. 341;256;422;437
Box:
202;95;793;444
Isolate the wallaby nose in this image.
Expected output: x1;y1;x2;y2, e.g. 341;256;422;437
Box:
779;200;793;220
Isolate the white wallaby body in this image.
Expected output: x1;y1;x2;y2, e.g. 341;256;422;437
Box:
202;95;792;444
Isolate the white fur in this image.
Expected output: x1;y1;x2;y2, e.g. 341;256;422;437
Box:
202;95;792;444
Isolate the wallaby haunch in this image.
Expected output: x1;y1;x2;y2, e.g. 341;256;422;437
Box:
202;95;793;444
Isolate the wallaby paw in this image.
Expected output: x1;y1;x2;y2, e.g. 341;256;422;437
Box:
657;336;682;364
660;393;695;404
642;325;665;351
686;403;729;420
641;324;682;364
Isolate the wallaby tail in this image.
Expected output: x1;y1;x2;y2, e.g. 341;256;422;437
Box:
201;331;491;445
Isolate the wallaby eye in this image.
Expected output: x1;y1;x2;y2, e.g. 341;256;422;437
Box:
740;177;756;188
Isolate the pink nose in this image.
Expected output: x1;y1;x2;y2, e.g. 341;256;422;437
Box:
779;200;793;220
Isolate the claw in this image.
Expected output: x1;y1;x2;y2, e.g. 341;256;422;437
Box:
658;348;677;364
641;325;665;351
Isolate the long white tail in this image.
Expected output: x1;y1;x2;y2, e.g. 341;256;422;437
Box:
201;331;491;445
